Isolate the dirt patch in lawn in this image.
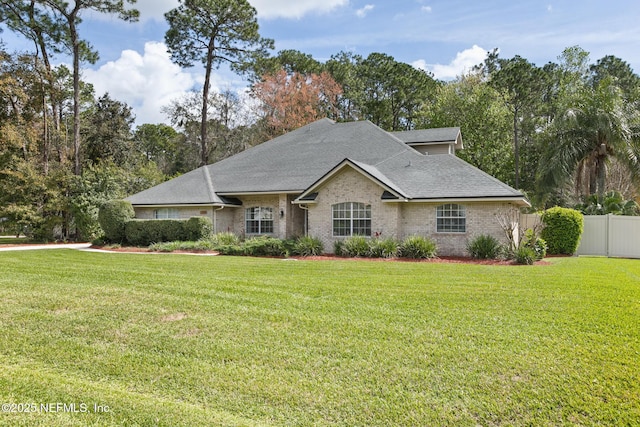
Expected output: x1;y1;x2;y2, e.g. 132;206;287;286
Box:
161;312;188;322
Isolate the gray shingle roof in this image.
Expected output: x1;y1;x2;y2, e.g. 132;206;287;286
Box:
391;127;460;144
127;119;526;206
125;167;224;206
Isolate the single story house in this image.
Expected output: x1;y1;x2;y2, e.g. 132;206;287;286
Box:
126;119;529;255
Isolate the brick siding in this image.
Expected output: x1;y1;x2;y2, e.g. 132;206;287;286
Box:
304;166;516;256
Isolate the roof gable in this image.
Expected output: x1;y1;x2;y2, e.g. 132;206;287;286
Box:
293;159;408;204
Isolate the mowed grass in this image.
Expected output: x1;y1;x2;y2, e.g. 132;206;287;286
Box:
0;237;31;245
0;251;638;426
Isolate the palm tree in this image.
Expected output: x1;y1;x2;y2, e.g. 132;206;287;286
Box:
539;76;640;204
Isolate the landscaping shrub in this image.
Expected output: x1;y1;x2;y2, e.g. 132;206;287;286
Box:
294;236;324;256
341;235;370;257
202;232;244;255
208;232;241;247
185;217;213;241
541;207;584;255
125;219;188;246
521;228;547;260
333;240;344;257
98;200;135;243
514;246;536;265
399;235;437;259
149;241;189;253
467;234;502;259
124;216;212;246
368;237;399;258
149;240;217;253
215;243;245;256
242;236;288;257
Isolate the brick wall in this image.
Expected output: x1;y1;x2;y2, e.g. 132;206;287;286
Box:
134;194;306;240
400;202;514;256
134;183;517;256
307;167;400;252
304;166;516;256
229;194;305;239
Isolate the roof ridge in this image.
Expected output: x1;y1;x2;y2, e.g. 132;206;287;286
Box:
201;166;217;203
347;158;408;198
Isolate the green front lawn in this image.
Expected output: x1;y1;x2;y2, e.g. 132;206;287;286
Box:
0;251;638;426
0;236;31;245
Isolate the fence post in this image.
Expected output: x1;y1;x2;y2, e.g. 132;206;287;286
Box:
606;214;611;257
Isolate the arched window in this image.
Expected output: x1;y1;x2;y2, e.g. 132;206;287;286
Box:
436;204;466;233
245;207;274;234
332;202;371;236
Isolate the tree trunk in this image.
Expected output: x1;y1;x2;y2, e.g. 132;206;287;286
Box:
42;93;49;175
513;109;520;189
72;23;81;175
29;1;54;175
199;39;216;167
596;153;607;205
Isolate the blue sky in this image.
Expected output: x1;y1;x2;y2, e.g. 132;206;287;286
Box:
2;0;639;125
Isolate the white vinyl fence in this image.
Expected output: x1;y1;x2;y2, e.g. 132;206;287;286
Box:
577;215;640;258
520;213;640;259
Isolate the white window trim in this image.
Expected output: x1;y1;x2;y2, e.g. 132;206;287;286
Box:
154;208;179;219
245;207;274;234
332;202;372;237
436;204;466;233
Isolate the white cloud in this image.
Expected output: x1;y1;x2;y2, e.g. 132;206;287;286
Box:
104;0;348;22
84;0;177;23
135;0;178;22
250;0;348;19
413;45;488;80
82;41;202;125
421;6;432;13
356;5;375;18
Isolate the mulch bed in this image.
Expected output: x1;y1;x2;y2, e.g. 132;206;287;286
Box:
91;245;550;265
291;255;551;265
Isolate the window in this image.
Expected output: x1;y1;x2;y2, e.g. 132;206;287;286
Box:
154;208;179;219
245;207;274;234
332;202;371;236
436;204;466;233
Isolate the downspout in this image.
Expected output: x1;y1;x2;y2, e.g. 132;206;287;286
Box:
202;166;223;234
299;204;309;236
213;206;224;234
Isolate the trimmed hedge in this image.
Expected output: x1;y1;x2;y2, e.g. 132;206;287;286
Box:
125;217;213;246
541;207;584;255
185;217;213;241
241;236;289;257
98;200;135;243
